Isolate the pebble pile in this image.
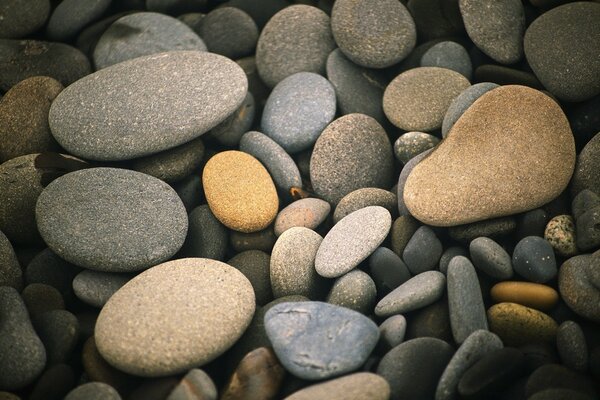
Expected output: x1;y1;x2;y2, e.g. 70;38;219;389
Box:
0;1;599;399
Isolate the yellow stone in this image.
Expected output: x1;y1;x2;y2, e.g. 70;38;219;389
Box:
488;302;558;346
490;281;559;311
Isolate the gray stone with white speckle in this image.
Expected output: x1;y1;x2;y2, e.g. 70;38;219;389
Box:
197;7;258;60
326;270;377;315
73;270;132;308
512;236;557;283
442;82;499;138
375;271;446;317
333;188;397;224
394;131;440;164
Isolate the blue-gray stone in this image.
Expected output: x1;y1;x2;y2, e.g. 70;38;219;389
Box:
240;131;302;192
49;51;247;161
403;226;443;275
375;270;446;317
469;237;513;280
93;12;207;69
512;236;557;283
73;270;131;308
369;247;412;296
179;204;228;261
264;301;379;380
421;41;472;80
261;72;336;153
441;82;499;137
46;0;111;41
447;256;488;344
397;148;432;216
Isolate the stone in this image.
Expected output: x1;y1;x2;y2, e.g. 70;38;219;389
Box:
572;189;600;220
25;248;79;297
261;72;336;153
49;51;246;161
274;198;330;237
46;0;111;41
474;63;543;89
330;0;416;68
75;11;135;58
0;76;63;163
439;246;469;275
375;271;446;317
270;227;327;300
459;0;524;64
512;236;557;283
447;256;488;343
256;5;335;88
22;283;64;317
575;206;600;251
32;309;79;365
393;131;440;164
491;281;559;311
326;270;377;315
406;300;453;343
449;216;517;243
203;151;279;233
517;209;550;241
228;250;273;306
284;373;390;400
390;215;420;257
379;315;407;350
129;378;179;400
167;369;217;400
36;167;188;272
93;12;207;69
179;205;228;261
315;206;391;278
225;0;288;29
421;41;472;80
240;131;302;193
0;39;91;92
441;82;499;138
544;215;577;257
146;0;207;14
0;230;22;290
525;364;598;399
174;174;202;213
403;226;443;274
377;337;454;400
436;330;504;400
528;389;595;400
64;383;121;400
556;321;587;372
406;0;464;42
383;67;470;132
73;270;131;308
404;85;576;226
197;7;258;59
397;149;432;217
264;301;379;380
469;237;513;280
558;254;600;322
333;188;397;224
81;336;134;394
369;247;412;296
524;2;600;102
29;363;75;400
95;258;255;377
488;302;558;346
209;92;255;147
0;0;50;38
310;114;394;204
0;287;46;391
231;226;277;253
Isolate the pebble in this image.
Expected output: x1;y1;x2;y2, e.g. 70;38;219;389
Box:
383;67;470;132
528;389;595;400
368;247;412;296
174;174;202;212
261;72;336;153
203;151;279;233
377;337;454;400
230;226;277;253
22;283;65;317
256;5;335;88
240;131;302;193
95;258;255;377
36;167;188;272
404;85;576;226
264;301;379;380
379;315;407;350
375;270;446;317
72;270;131;308
0;287;46;391
167;368;217;400
524;2;600;102
402;226;443;274
488;302;558;346
197;7;258;60
25;248;79;297
393;131;440;165
390;215;420;256
406;299;454;343
449;216;517;244
64;382;121;400
575;206;600;252
420;41;472;79
228;250;273;306
273;198;330;237
459;0;524;64
179;205;228;261
469;236;513;280
544;215;577;257
572;134;600;198
50;51;246;161
81;337;133;394
439;246;469;275
330;0;416;68
556;321;588;372
226;0;288;29
0;39;91;92
512;236;557;283
558;254;600;322
325;48;386;123
209;92;255;147
315;206;391;278
406;0;464;42
491;281;559;311
441;82;499;138
0;76;63;163
146;0;207;14
0;0;50;38
572;190;600;221
326;270;377;315
0;230;22;290
474;63;543;89
333;188;397;224
284;372;390;400
270;227;327;300
32;309;79;365
28;363;75;400
525;364;598;399
310;114;394;204
46;0;111;41
436;330;504;400
517;209;550;241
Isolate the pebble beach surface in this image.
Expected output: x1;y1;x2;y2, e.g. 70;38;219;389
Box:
0;1;599;400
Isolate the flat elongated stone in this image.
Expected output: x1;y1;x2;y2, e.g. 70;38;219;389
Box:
375;271;446;317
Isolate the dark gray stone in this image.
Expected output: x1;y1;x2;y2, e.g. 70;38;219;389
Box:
49;51;246;161
397;149;432;216
146;0;207;14
0;0;50;39
264;301;379;380
406;0;464;42
197;7;258;59
36;168;188;272
0;230;22;290
46;0;111;41
25;248;79;296
75;11;134;58
513;236;557;283
439;246;468;275
421;41;472;80
93;12;207;69
375;270;445;317
32;309;79;365
73;270;131;308
179;205;227;261
326;270;377;315
174;174;203;212
333;188;397;224
224;0;288;29
261;72;336;153
393;131;440;164
369;247;412;296
22;283;64;317
576;206;600;251
528;389;594;400
572;189;600;220
64;382;121;400
469;236;513;280
526;363;598;399
29;363;75;400
230;226;277;253
441;82;499;137
208;91;255;147
556;321;588;372
390;215;420;257
572;133;600;198
402;226;443;275
406;300;453;343
448;216;516;244
379;315;407;350
228;250;273;306
559;254;600;322
516;208;549;241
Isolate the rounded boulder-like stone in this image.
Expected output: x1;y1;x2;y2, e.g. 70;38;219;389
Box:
512;236;557;283
421;41;472;80
556;320;588;372
404;85;576;226
326;270;377;315
229;250;273;306
64;382;121;400
49;51;247;161
0;230;22;290
544;215;577;257
284;372;390;400
36;167;188;272
488;302;558;346
95;258;255;377
315;206;391;278
274;198;330;237
46;0;111;41
203;151;279;233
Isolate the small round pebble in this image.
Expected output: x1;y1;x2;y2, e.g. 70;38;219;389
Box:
333;188;397;224
441;82;499;137
491;281;559;311
64;382;121;400
46;0;110;41
488;302;558;346
512;236;557;283
556;320;588;372
326;270;377;315
22;283;65;317
544;215;577;257
72;270;131;308
402;226;443;275
469;236;513;279
179;204;228;261
228;250;273;306
420;41;472;79
368;247;412;296
273;198;330;237
375;271;446;317
517;208;550;241
379;315;407;350
284;372;390;400
393;131;440;164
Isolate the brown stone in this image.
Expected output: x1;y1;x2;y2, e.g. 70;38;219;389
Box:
274;198;330;237
488;302;558;346
490;281;559;311
284;372;390;400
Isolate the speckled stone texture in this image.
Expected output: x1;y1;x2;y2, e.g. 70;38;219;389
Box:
0;0;50;38
404;85;576;226
394;131;440;164
375;271;446;317
333;188;397;224
571;131;600;197
0;230;22;290
72;270;131;308
274;198;330;237
487;302;558;346
284;372;390;400
559;253;600;322
420;41;472;79
441;82;499;138
326;270;377;315
95;258;255;377
197;7;258;60
46;0;111;41
35;167;188;272
49;51;247;161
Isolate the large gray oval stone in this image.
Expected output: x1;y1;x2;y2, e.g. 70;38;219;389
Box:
49;51;247;161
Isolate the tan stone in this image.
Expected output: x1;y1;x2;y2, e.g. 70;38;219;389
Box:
284;372;390;400
487;302;558;346
203;150;279;233
490;281;558;311
404;85;575;226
